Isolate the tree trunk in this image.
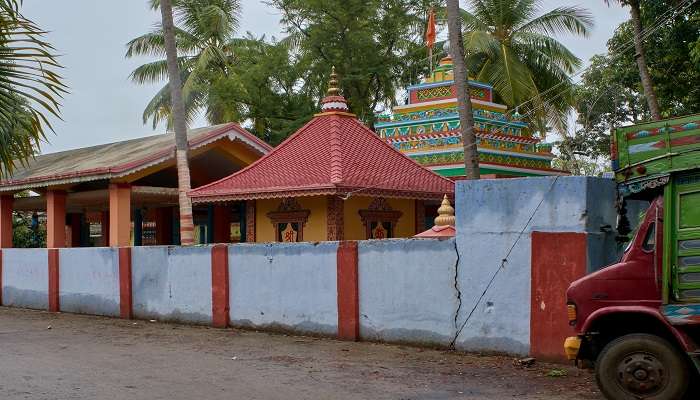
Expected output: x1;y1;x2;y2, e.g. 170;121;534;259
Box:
445;0;480;180
160;0;195;245
629;0;661;120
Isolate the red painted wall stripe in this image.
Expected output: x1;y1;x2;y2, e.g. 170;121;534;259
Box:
48;248;60;312
337;241;359;341
119;247;133;319
0;249;3;306
211;244;230;328
530;232;588;362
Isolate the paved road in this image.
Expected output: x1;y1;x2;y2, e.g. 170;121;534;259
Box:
0;307;600;400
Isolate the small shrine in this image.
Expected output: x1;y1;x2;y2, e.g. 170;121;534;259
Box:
414;195;456;239
375;57;567;178
189;69;455;242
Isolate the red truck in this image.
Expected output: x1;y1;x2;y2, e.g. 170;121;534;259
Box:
564;115;700;400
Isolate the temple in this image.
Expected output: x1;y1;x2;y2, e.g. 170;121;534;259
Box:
189;69;454;242
0;123;271;248
374;57;567;178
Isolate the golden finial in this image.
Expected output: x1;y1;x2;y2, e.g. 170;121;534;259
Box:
327;66;340;96
434;195;455;227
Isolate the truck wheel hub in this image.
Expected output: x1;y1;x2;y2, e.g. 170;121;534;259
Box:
617;354;665;394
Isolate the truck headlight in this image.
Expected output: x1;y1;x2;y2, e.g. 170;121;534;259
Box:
567;303;577;325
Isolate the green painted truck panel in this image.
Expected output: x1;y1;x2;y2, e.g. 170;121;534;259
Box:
612;114;700;185
668;172;700;303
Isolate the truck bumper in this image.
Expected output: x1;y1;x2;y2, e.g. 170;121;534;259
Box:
564;336;581;361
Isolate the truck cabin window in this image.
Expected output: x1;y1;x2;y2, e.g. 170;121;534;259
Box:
642;222;656;252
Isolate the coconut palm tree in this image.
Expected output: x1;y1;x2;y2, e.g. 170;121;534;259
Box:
0;0;65;176
158;0;195;245
605;0;661;120
446;0;479;179
460;0;593;134
126;0;240;129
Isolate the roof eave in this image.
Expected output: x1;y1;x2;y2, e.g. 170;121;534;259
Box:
190;185;453;204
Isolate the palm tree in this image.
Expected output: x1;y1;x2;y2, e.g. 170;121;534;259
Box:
460;0;593;134
605;0;661;120
126;0;240;129
0;0;65;176
159;0;195;246
446;0;479;179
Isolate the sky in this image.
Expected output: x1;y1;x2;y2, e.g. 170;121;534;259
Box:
20;0;630;155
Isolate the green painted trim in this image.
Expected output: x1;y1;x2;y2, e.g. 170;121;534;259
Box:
435;167;542;177
663;183;673;304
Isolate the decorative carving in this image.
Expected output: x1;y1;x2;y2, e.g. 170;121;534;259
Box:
245;200;256;242
619;175;670;197
267;198;310;242
326;196;344;241
359;198;402;239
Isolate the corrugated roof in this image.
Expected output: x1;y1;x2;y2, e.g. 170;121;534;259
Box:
189;108;455;202
0;123;271;191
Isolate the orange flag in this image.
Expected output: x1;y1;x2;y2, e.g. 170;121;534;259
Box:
425;8;436;49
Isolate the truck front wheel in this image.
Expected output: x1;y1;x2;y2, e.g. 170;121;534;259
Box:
595;333;689;400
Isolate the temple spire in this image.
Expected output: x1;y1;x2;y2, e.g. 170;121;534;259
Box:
327;66;340;96
320;66;349;113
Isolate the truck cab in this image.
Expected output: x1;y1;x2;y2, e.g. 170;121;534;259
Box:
564;115;700;400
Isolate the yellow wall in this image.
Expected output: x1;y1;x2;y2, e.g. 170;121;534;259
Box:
255;195;416;242
343;196;416;241
254;196;328;243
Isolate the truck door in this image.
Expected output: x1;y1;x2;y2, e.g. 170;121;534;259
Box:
670;172;700;302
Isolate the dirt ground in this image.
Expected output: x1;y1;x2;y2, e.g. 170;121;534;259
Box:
0;307;601;400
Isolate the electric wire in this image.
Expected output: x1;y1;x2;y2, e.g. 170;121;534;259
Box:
449;175;561;349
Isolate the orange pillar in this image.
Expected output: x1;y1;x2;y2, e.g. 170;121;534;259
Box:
155;207;173;245
0;195;13;248
46;190;67;248
213;205;231;243
337;241;359;341
109;183;131;247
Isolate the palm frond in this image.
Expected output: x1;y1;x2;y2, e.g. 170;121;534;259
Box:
514;31;582;74
516;6;593;37
0;1;66;176
128;57;191;85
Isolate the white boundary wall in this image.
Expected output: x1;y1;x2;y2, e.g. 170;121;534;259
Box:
229;242;338;335
59;248;120;317
131;246;212;324
0;177;622;356
358;238;458;345
1;248;48;310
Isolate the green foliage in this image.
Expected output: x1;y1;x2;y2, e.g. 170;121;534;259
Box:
460;0;593;135
559;0;700;169
271;0;440;128
206;35;317;145
546;368;568;378
126;0;242;129
12;211;45;248
0;0;66;177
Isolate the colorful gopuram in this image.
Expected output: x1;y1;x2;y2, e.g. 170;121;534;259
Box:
375;57;566;178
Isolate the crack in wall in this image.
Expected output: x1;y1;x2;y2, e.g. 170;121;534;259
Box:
450;238;462;350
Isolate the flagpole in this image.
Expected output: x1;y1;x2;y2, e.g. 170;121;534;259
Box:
426;7;436;75
429;47;433;74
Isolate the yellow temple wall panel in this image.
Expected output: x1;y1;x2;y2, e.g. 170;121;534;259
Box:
254;196;328;243
342;196;416;240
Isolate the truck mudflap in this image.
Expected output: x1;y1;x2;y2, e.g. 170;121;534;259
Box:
689;352;700;374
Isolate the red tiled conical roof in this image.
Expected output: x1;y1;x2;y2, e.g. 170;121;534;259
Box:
189;74;454;202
